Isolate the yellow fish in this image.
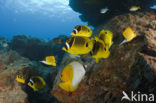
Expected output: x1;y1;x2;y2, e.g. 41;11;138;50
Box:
58;61;86;92
16;73;26;84
90;37;110;63
119;27;137;46
28;76;46;91
62;36;94;55
71;25;92;37
40;56;56;66
99;29;113;51
129;6;141;12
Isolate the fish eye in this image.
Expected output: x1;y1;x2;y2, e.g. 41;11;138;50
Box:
86;43;88;47
77;26;81;32
72;30;76;34
105;32;107;34
104;48;106;51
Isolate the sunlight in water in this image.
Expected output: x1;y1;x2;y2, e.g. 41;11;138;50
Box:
2;0;77;19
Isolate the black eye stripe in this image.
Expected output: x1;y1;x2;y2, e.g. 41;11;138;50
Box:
73;30;76;34
86;43;88;47
77;26;81;32
29;80;34;85
64;43;68;50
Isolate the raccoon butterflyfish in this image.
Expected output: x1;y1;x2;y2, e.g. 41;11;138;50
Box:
16;73;26;84
129;6;141;12
58;61;86;92
28;76;46;91
90;37;110;63
99;29;113;51
62;36;94;55
40;56;56;66
100;7;109;14
71;25;92;37
119;27;137;46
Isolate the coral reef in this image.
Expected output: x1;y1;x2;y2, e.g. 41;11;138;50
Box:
0;49;59;103
69;0;156;26
51;10;156;103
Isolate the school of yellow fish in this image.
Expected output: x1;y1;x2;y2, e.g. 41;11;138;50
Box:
16;25;137;92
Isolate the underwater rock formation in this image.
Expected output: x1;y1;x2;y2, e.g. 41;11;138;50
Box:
0;50;59;103
0;51;29;103
69;0;156;26
0;37;9;52
51;10;156;103
10;35;66;65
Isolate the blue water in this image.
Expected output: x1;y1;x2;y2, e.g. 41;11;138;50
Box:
0;0;155;40
0;0;86;40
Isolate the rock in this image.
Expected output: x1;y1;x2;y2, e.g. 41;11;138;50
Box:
51;10;156;103
0;50;59;103
69;0;156;26
0;51;30;103
10;35;65;65
0;36;9;52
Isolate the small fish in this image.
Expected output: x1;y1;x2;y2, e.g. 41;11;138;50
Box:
62;36;94;55
58;61;86;92
99;29;113;51
119;27;137;46
129;6;141;11
90;37;110;63
51;38;63;44
71;25;92;37
28;76;46;91
40;56;56;66
100;8;109;14
16;73;26;84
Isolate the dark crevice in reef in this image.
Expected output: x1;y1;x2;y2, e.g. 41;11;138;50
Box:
21;69;59;103
128;53;156;94
140;45;156;57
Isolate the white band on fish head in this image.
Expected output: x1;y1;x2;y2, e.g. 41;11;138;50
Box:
66;42;70;49
74;29;78;34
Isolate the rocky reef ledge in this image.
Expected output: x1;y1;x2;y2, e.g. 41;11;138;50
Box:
52;10;156;103
0;35;67;103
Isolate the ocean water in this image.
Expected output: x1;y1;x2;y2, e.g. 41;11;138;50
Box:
0;0;86;40
0;0;156;103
